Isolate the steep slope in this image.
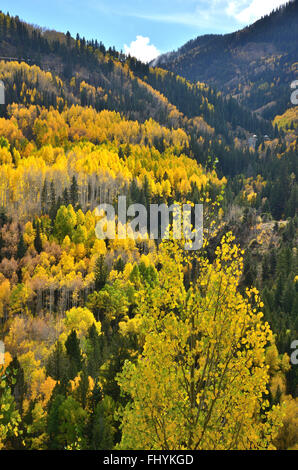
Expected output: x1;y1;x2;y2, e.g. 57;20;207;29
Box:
152;1;298;119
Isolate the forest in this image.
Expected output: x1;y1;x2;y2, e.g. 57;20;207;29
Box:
0;8;297;451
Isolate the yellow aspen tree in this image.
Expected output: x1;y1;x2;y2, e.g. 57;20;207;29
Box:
117;233;283;450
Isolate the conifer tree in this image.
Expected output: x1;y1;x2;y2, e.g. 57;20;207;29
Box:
94;255;108;291
34;221;42;254
70;175;79;208
65;330;83;380
16;234;27;259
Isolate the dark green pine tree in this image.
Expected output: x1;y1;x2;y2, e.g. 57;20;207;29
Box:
90;397;116;450
46;341;69;383
41;179;48;215
242;252;256;288
274;275;284;308
86;323;105;379
76;367;89;409
7;356;26;414
70;175;79;207
49;181;57;221
17;233;27;259
281;281;295;314
94;255;108;291
142;175;152;211
0;206;7;228
90;378;103;412
118;147;124;160
63;187;69;206
285;185;297;218
66;30;71;48
34;221;43;254
65;329;83;379
114;257;125;273
269;250;277;276
46;394;66;449
129;178;139;204
124;143;131;157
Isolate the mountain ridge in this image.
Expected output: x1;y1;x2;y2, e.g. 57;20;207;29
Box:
151;1;298;119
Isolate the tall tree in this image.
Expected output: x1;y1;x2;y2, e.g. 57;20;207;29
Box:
118;234;283;450
34;221;42;254
94;255;108;291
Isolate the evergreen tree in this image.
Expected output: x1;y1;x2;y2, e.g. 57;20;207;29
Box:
6;356;26;414
16;234;27;259
65;330;82;379
46;341;69;383
90;396;116;450
94;255;108;291
34;221;42;254
86;323;105;379
70;175;79;207
118;147;124;160
49;181;56;221
41;179;48;215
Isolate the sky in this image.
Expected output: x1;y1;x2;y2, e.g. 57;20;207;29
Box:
0;0;290;62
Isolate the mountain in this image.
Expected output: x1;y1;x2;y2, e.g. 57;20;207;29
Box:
152;1;298;119
0;10;276;179
0;10;275;135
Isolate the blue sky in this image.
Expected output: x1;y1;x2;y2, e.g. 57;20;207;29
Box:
0;1;289;61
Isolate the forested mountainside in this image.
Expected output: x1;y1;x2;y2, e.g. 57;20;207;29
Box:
0;11;275;136
152;1;298;120
0;9;297;450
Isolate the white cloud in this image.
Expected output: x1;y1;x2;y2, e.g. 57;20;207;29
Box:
226;0;289;24
124;35;160;63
